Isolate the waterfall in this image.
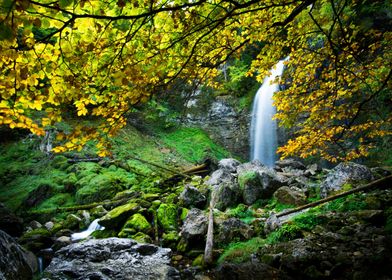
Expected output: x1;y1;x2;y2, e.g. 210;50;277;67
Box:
71;219;105;241
37;256;43;274
250;58;287;166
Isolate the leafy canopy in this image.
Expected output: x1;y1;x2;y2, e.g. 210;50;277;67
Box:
0;0;390;160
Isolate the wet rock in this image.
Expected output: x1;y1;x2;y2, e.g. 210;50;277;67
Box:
0;230;36;280
180;208;207;247
273;186;307;206
52;236;71;251
0;203;23;237
43;238;180;280
179;185;207;209
320;162;373;198
216;218;254;244
98;202;140;229
19;228;53;253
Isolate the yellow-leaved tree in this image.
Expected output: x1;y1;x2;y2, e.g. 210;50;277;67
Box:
0;0;390;160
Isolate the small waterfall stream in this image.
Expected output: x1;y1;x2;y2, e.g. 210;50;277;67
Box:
71;219;105;241
250;58;287;166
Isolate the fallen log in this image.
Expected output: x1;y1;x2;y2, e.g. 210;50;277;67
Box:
276;175;392;218
204;192;215;265
27;196;135;215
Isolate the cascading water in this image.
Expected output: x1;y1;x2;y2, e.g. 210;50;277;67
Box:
71;218;105;241
250;58;287;166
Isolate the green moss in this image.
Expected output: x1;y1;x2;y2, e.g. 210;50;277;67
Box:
227;204;254;220
20;228;51;240
159;127;230;163
157;203;178;232
321;194;368;212
192;254;205;267
91;229;117;239
131;232;153;243
266;223;303;244
218;237;265;264
180;208;189;221
98;202;140;228
121;213;152;234
265;198;294;212
238;171;258;190
75;168;137;204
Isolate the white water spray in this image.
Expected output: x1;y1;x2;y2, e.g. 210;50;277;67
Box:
71;219;105;241
250;58;287;166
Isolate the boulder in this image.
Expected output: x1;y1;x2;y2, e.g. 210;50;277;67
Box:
180;208;207;246
237;162;285;204
119;213;152;237
0;203;23;237
215;218;254;245
19;228;53;253
218;158;241;173
320;162;373;198
275;158;306;170
179;185;207;209
273;186;307;206
52;236;71;251
0;230;36;280
42;238;179;279
98;202;140;229
206;169;236;186
211;182;240;211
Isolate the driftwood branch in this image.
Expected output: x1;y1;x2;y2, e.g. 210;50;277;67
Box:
276;175;392;218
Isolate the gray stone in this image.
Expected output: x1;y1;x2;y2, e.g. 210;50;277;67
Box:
206;169;236;187
179;185;207;209
216;218;254;244
29;220;42;230
44;221;54;231
320;162;373;198
275;158;306;170
52;236;72;251
273;186;307;206
211;182;240;210
180;208;208;242
43;238;179;280
0;230;36;280
237;161;286;204
218;158;241;173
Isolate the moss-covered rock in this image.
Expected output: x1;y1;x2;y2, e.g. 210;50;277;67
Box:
63;214;82;230
19;228;53;252
121;213;152;234
141;193;160;202
180;208;189;221
131;232;152;243
98;202;140;229
192;254;205;267
162;231;179;247
91;228;117;239
157;203;178;232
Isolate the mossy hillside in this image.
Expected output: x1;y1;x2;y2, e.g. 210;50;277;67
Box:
159;127;230;163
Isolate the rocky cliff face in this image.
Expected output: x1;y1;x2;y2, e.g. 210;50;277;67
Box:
183;97;251;159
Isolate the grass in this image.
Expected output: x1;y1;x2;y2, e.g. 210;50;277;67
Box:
217;237;266;264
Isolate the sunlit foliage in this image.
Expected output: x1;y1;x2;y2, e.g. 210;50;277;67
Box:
0;0;390;160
